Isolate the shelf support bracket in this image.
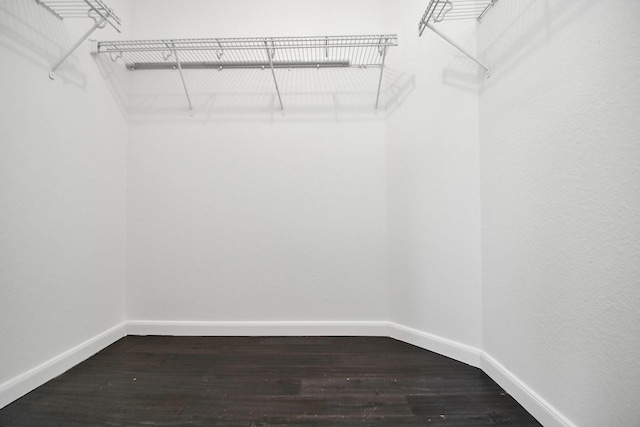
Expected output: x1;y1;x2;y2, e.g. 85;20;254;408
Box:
421;22;490;78
265;41;285;114
172;46;194;116
49;17;106;79
374;43;389;112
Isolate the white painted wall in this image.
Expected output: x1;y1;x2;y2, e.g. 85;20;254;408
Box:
125;0;391;323
0;0;129;408
6;1;639;425
478;1;640;426
123;1;482;351
126;119;390;322
384;1;483;351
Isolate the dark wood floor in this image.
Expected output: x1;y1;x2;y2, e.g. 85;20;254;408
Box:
0;336;542;426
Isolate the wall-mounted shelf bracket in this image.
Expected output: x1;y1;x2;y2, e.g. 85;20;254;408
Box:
419;0;497;77
374;41;390;113
264;40;285;115
167;45;194;116
35;0;121;79
93;35;398;115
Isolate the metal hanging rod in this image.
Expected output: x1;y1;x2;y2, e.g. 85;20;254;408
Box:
93;35;398;115
35;0;121;79
419;0;497;77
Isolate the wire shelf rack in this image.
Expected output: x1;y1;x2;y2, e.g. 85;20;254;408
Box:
418;0;497;76
419;0;496;27
36;0;121;31
94;35;398;115
35;0;121;79
96;35;397;70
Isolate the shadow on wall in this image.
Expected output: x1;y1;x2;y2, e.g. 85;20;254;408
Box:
437;24;487;92
476;0;600;89
420;0;600;90
94;53;415;124
93;47;129;118
443;50;484;93
3;0;414;122
0;0;89;88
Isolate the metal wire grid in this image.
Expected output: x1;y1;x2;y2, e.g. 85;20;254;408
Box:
419;0;496;33
35;0;121;31
97;35;398;70
418;0;496;75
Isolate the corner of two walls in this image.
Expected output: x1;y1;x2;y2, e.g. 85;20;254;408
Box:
5;1;639;426
0;0;131;409
104;1;640;426
2;0;479;417
383;1;483;359
123;0;392;326
122;1;483;362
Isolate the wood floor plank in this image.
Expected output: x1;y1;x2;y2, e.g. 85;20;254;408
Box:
0;337;542;426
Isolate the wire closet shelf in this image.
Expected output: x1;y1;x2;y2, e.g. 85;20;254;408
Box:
96;35;397;70
418;0;497;76
35;0;121;79
36;0;121;30
94;34;398;115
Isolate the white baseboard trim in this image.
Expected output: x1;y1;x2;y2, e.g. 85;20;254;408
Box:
388;323;483;368
125;320;483;367
1;320;574;427
126;320;390;337
481;352;576;427
0;323;126;410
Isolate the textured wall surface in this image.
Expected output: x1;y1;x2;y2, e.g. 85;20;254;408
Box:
125;0;392;323
126;119;390;322
5;1;639;424
0;0;129;397
125;0;482;349
384;2;482;350
478;1;640;426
